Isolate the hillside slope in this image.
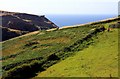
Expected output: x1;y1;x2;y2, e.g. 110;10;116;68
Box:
0;26;28;41
0;10;58;41
37;29;118;77
1;17;120;79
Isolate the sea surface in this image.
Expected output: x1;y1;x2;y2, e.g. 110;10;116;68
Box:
46;14;117;27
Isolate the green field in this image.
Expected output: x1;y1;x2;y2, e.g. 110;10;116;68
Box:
2;26;93;66
1;17;119;78
37;29;118;77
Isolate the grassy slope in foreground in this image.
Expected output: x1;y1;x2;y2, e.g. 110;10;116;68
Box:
37;29;118;77
2;24;97;78
1;17;119;78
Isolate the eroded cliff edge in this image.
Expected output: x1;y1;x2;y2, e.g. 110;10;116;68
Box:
0;10;58;41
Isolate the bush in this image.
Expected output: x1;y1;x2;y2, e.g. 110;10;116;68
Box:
47;54;60;61
63;47;71;52
2;60;45;79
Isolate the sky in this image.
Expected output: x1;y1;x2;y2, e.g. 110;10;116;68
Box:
0;0;119;15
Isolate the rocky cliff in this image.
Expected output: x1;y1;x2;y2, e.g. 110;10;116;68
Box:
0;10;58;41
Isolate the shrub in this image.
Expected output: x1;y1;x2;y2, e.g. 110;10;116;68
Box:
47;54;60;61
63;47;71;52
2;60;45;79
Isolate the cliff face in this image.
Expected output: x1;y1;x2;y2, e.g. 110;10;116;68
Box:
0;10;58;41
0;26;28;41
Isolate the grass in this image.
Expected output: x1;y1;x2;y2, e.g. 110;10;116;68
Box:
37;29;118;77
2;25;99;78
1;17;119;78
1;25;97;78
2;26;93;67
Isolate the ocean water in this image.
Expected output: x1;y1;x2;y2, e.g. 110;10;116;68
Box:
46;15;117;27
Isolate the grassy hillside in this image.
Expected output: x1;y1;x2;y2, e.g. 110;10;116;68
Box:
2;25;95;78
1;17;119;79
37;29;118;77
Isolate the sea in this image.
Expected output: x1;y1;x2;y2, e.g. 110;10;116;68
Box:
46;14;117;27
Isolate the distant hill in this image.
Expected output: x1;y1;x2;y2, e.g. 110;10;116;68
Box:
0;10;58;41
0;26;28;41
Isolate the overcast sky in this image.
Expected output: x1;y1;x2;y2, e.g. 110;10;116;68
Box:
0;0;119;15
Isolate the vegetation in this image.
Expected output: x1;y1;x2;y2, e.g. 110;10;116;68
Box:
0;17;119;79
37;29;118;77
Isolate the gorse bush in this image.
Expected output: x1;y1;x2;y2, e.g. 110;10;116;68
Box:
47;53;60;61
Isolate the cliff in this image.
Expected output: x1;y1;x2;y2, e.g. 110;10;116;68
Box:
0;26;28;41
0;10;58;41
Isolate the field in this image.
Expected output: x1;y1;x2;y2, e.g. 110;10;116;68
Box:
0;17;119;79
2;26;93;66
37;29;118;77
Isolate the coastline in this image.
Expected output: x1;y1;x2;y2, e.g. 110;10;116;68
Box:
59;16;119;29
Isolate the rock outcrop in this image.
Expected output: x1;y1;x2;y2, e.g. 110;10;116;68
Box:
0;10;58;41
